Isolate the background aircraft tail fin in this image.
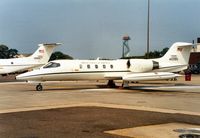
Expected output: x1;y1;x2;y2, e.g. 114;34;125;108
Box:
30;43;61;64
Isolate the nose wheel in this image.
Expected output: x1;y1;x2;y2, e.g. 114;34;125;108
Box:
36;84;43;91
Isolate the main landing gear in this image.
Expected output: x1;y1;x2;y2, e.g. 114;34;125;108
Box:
107;80;116;88
36;83;43;91
122;81;129;88
107;80;130;89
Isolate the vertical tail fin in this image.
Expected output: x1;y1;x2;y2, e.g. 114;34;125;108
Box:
30;43;61;64
159;42;193;65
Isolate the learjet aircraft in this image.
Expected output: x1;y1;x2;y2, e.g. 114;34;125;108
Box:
16;42;192;91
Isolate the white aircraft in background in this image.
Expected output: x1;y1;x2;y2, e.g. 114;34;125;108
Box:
16;42;193;91
0;43;60;75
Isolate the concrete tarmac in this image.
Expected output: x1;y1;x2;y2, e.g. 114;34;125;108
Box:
0;75;200;137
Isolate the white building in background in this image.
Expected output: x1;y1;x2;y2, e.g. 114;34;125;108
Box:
190;38;200;52
189;38;200;65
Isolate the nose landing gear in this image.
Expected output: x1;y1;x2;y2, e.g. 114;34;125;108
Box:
36;83;43;91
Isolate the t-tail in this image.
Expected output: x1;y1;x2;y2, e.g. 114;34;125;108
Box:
29;43;61;64
155;42;193;72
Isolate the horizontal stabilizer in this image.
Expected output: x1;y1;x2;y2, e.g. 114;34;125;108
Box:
38;43;62;47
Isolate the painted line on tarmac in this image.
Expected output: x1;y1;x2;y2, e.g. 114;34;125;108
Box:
159;85;200;89
132;85;200;92
0;103;200;117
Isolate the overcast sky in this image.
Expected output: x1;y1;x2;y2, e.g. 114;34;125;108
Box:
0;0;200;59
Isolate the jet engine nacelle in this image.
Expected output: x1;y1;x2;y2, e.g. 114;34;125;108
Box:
129;59;159;72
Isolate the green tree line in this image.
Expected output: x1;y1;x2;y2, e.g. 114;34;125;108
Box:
122;47;169;59
0;44;18;59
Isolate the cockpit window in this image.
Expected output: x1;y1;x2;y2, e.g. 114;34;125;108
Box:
43;62;60;68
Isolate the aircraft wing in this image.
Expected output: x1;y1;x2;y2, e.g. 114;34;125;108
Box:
104;72;127;80
122;72;181;81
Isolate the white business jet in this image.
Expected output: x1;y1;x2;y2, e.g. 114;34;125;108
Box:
0;43;60;75
16;42;192;91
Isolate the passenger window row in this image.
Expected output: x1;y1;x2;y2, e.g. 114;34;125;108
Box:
79;64;113;69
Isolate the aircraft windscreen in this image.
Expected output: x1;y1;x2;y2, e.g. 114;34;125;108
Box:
43;62;60;68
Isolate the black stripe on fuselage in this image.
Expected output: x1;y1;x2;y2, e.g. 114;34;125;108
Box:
22;70;131;78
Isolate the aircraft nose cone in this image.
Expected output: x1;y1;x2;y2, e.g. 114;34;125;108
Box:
16;73;29;80
16;70;41;81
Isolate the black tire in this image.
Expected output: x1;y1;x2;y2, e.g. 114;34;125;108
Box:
36;84;43;91
107;80;116;88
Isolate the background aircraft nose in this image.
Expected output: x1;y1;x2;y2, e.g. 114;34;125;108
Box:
16;74;23;80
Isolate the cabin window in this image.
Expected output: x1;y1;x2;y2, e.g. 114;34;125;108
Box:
79;64;83;69
103;65;106;69
95;65;98;69
43;62;60;68
110;65;113;69
87;64;90;69
11;62;14;64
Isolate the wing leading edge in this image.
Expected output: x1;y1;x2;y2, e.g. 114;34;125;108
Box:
122;72;181;81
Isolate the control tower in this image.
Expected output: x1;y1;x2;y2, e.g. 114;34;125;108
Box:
122;35;131;58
